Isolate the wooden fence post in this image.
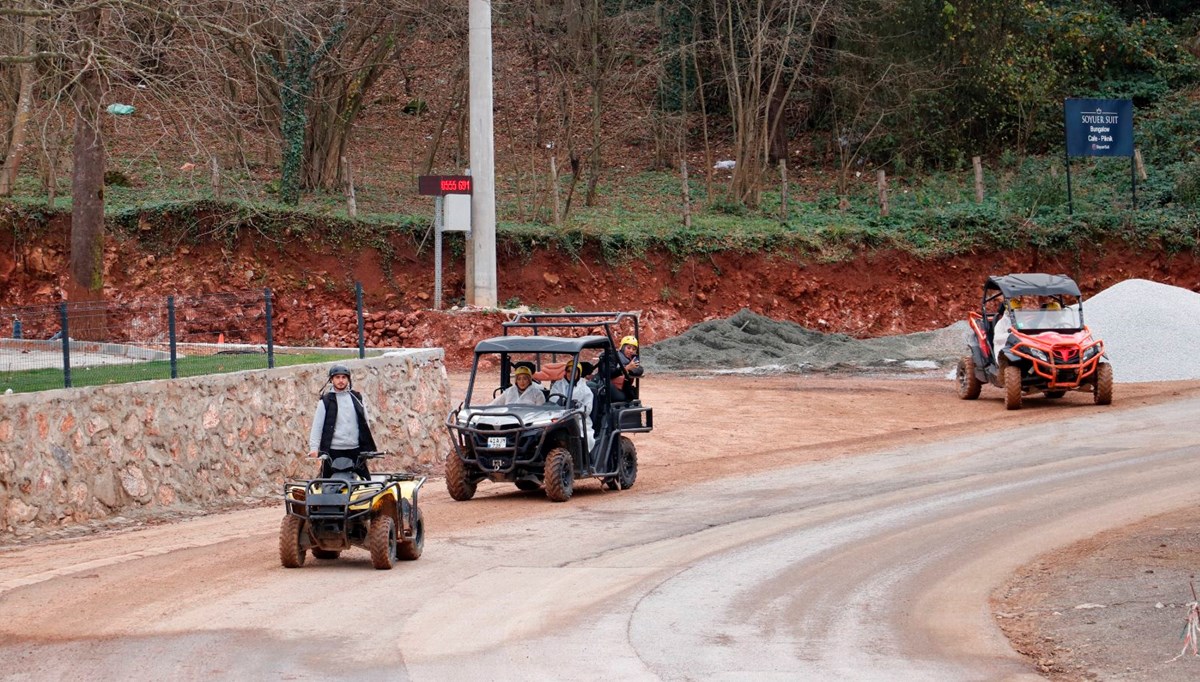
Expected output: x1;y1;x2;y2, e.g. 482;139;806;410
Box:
550;155;561;227
342;155;357;219
779;159;789;223
681;159;692;228
973;156;984;203
877;169;889;217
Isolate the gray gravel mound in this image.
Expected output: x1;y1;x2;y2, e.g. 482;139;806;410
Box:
1083;278;1200;382
644;309;966;372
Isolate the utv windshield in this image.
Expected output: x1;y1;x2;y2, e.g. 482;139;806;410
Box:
1010;306;1083;332
464;352;573;408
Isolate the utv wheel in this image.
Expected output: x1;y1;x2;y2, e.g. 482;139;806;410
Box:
369;515;397;570
279;515;306;568
1003;364;1023;410
445;453;477;501
311;549;341;560
617;436;638;491
956;356;982;400
1094;363;1114;405
397;507;424;561
1043;391;1066;399
515;480;541;491
543;447;574;502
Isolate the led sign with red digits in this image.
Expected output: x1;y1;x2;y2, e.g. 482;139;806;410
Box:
418;175;473;196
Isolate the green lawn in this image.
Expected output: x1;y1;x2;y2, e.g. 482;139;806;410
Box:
0;352;353;394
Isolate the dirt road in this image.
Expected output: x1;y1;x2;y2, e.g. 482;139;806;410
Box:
2;374;1199;679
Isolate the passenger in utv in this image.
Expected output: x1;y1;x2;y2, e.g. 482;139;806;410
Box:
308;365;377;479
549;360;595;452
489;365;546;406
607;335;644;402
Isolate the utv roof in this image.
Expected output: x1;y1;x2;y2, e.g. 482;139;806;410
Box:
985;273;1081;298
473;334;612;354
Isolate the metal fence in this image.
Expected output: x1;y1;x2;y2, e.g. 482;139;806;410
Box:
1;284;377;394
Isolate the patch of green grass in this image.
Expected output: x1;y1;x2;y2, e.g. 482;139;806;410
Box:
0;352;345;394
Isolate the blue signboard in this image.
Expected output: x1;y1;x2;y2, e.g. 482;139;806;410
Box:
1064;99;1133;157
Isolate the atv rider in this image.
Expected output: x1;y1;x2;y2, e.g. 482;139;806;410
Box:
308;364;377;479
550;359;595;452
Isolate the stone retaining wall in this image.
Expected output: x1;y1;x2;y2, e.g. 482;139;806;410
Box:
0;350;452;537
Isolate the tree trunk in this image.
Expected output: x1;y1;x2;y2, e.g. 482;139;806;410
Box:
0;7;35;197
69;6;107;339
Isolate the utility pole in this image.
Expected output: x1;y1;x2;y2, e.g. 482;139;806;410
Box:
468;0;497;307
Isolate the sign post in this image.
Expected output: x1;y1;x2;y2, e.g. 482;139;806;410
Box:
418;175;474;310
1063;98;1135;214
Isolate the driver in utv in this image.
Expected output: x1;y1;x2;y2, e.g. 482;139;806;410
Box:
308;364;377;479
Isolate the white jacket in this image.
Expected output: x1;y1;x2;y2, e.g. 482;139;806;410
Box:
489;384;547;406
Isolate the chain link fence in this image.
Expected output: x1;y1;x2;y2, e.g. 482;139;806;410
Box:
1;285;379;394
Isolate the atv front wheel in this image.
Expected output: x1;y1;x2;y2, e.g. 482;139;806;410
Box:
1094;363;1114;405
617;436;638;490
956;356;982;400
369;516;397;570
1003;364;1023;410
397;507;424;561
543;447;574;502
312;549;341;560
279;515;307;568
445;453;478;501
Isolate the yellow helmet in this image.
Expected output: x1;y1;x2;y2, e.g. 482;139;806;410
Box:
619;335;639;348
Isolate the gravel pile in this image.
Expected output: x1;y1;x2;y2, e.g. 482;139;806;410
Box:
1083;278;1200;382
644;309;966;373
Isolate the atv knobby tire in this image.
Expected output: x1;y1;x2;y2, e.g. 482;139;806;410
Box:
1003;364;1023;410
1094;362;1114;405
397;507;424;561
956;356;982;400
445;453;478;501
617;436;638;490
543;447;574;502
279;515;307;568
311;548;341;560
369;515;397;570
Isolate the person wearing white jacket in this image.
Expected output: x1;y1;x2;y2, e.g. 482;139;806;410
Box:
549;360;595;453
489;365;546;406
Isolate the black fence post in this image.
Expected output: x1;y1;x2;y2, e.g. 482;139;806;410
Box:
59;302;71;388
167;296;178;379
355;281;365;359
12;316;21;339
264;287;275;369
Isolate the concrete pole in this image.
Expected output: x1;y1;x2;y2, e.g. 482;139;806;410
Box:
468;0;497;308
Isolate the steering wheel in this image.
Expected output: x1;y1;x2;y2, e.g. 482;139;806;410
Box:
493;386;504;398
546;392;569;405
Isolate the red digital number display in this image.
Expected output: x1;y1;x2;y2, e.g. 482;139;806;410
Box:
418;175;473;196
441;178;471;192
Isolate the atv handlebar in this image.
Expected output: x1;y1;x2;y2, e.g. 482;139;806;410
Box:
316;450;388;460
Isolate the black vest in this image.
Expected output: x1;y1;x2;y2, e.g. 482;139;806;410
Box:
318;390;377;453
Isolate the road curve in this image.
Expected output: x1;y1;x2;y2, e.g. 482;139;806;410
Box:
2;397;1198;680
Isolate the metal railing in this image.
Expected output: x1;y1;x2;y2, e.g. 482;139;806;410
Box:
1;283;382;394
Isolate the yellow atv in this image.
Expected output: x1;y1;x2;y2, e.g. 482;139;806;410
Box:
280;451;426;569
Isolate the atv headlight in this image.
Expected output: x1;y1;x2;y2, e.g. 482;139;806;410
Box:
1082;345;1100;360
1027;348;1049;362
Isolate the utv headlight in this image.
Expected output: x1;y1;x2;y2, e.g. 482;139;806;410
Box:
1027;348;1049;362
1082;345;1100;360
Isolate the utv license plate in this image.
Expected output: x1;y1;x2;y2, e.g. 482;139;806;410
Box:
487;436;507;448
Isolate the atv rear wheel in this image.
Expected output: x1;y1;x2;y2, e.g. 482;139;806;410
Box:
445;453;477;501
543;447;574;502
515;480;541;491
279;515;306;568
397;507;424;561
1094;362;1114;405
956;356;982;400
369;515;397;570
1003;364;1023;410
617;436;638;490
1043;391;1066;399
311;549;341;560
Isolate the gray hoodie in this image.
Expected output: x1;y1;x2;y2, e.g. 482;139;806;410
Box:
308;389;368;452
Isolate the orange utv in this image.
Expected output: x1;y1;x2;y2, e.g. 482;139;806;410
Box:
957;273;1113;410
